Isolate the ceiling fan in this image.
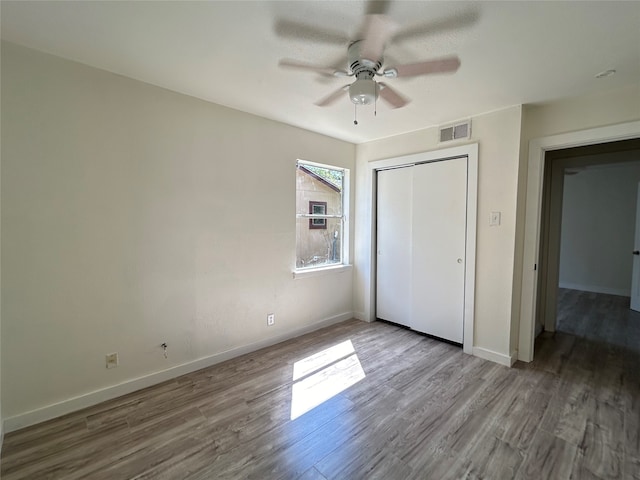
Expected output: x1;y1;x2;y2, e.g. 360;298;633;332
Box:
277;3;465;114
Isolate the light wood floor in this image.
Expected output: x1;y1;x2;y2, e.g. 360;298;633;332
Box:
2;291;639;479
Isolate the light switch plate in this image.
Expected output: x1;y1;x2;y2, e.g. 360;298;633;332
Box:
490;211;501;226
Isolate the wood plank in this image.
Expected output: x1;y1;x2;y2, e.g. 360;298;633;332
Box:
576;423;624;479
297;466;328;480
539;368;597;446
494;389;552;451
465;435;524;479
576;405;625;480
516;429;578;480
626;455;640;480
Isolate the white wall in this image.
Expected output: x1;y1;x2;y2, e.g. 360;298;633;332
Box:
0;38;3;446
522;85;640;141
1;42;355;430
559;160;640;296
354;106;523;364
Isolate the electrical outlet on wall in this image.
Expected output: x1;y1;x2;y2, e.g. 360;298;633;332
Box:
106;352;118;369
267;313;275;326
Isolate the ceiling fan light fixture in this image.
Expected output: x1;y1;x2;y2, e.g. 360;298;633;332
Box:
349;78;378;105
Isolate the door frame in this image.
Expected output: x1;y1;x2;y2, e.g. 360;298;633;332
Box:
537;142;640;333
518;120;640;362
365;144;478;355
632;182;640;312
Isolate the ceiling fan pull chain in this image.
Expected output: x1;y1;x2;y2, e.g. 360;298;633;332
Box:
354;104;358;125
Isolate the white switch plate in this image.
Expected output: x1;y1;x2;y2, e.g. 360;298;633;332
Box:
106;352;118;369
267;313;275;326
490;211;501;226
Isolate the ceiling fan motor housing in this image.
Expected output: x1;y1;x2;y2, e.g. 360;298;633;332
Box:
348;40;382;77
348;41;381;105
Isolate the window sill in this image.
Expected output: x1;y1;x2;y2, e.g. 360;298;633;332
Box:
293;264;353;279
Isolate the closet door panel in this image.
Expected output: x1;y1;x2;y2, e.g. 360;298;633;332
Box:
411;158;467;342
376;167;413;327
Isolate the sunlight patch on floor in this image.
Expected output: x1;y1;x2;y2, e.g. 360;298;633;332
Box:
290;339;366;420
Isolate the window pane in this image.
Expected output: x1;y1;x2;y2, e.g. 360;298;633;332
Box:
308;201;327;230
296;165;343;216
296;217;342;268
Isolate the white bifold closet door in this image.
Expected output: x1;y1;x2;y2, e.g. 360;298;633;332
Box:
376;166;413;327
376;157;467;343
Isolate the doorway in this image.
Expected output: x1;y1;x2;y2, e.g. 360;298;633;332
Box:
536;138;640;337
519;121;640;362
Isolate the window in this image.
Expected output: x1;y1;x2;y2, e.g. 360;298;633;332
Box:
309;201;327;229
296;160;348;270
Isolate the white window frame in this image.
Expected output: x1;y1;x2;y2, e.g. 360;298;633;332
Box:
294;159;350;278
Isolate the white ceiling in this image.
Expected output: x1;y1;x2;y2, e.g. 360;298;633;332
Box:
2;1;639;144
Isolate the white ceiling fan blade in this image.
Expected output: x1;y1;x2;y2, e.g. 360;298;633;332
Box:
274;19;349;45
279;59;349;77
378;82;409;109
389;56;461;77
359;14;398;61
315;85;350;107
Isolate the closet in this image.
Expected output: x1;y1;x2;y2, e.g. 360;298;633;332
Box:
376;156;469;344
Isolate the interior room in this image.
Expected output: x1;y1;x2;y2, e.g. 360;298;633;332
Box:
556;153;640;345
1;1;639;478
549;144;640;344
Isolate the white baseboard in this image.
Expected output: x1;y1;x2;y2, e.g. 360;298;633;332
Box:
559;282;630;297
4;312;354;433
353;311;367;321
473;346;517;367
510;350;519;366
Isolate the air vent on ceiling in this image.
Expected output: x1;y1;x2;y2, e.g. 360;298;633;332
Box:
439;120;471;143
